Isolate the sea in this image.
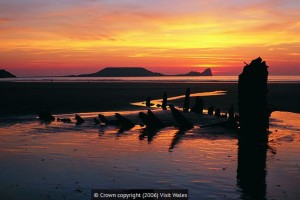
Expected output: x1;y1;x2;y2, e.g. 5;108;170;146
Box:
1;75;300;83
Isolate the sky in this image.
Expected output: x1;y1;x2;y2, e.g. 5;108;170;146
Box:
0;0;300;76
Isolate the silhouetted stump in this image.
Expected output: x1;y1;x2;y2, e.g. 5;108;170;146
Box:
147;109;165;128
139;110;165;130
38;111;55;122
207;106;214;115
75;114;84;125
162;91;168;110
169;104;193;130
228;104;235;120
183;88;190;112
214;108;221;117
115;113;135;131
139;112;150;127
98;114;118;125
238;57;269;138
98;114;110;124
146;97;151;107
190;97;204;114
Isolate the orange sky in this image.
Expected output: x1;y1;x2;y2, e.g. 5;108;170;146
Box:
0;0;300;76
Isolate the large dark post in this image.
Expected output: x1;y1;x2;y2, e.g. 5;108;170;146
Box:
238;57;269;139
237;57;269;200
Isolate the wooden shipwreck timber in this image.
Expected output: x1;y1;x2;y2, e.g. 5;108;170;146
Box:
39;91;238;132
37;57;271;139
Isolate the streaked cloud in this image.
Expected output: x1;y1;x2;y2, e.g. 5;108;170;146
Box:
0;0;300;75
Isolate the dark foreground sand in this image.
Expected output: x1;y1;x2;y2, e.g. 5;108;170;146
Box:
0;82;299;117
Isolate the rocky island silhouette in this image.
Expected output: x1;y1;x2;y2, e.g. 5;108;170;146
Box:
71;67;212;77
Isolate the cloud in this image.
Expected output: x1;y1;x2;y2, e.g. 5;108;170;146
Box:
0;0;300;75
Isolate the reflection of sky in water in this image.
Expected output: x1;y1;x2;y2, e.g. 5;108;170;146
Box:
131;91;227;108
0;111;299;200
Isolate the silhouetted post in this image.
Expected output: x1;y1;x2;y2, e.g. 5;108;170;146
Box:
207;106;214;115
190;97;204;114
237;57;269;199
238;57;269;139
162;92;168;110
115;113;135;131
228;104;234;120
214;108;221;117
146;97;151;107
183;88;190;112
75;114;84;125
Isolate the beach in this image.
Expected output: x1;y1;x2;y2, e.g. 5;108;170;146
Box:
1;82;299;118
0;80;300;200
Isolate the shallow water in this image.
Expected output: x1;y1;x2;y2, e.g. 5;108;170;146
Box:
1;76;300;83
0;111;299;200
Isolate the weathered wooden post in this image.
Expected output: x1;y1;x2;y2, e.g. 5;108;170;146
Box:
237;57;269;200
190;97;204;114
146;97;151;107
238;57;269;140
183;88;190;112
162;91;168;110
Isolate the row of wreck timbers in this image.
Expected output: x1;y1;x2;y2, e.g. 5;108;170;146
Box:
38;57;271;200
38;57;271;140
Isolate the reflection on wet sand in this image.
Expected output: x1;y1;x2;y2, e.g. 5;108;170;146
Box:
169;129;186;151
0;111;299;200
237;135;268;200
139;128;160;143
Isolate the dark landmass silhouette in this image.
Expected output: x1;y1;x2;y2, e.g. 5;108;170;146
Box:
0;69;16;78
176;68;212;76
74;67;163;77
71;67;212;77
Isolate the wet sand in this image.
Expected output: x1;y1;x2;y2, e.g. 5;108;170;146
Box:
0;111;299;200
1;81;300;200
1;82;299;117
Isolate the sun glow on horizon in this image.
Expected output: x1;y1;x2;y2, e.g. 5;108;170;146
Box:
0;0;300;76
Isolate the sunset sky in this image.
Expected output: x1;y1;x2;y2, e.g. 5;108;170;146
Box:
0;0;300;76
